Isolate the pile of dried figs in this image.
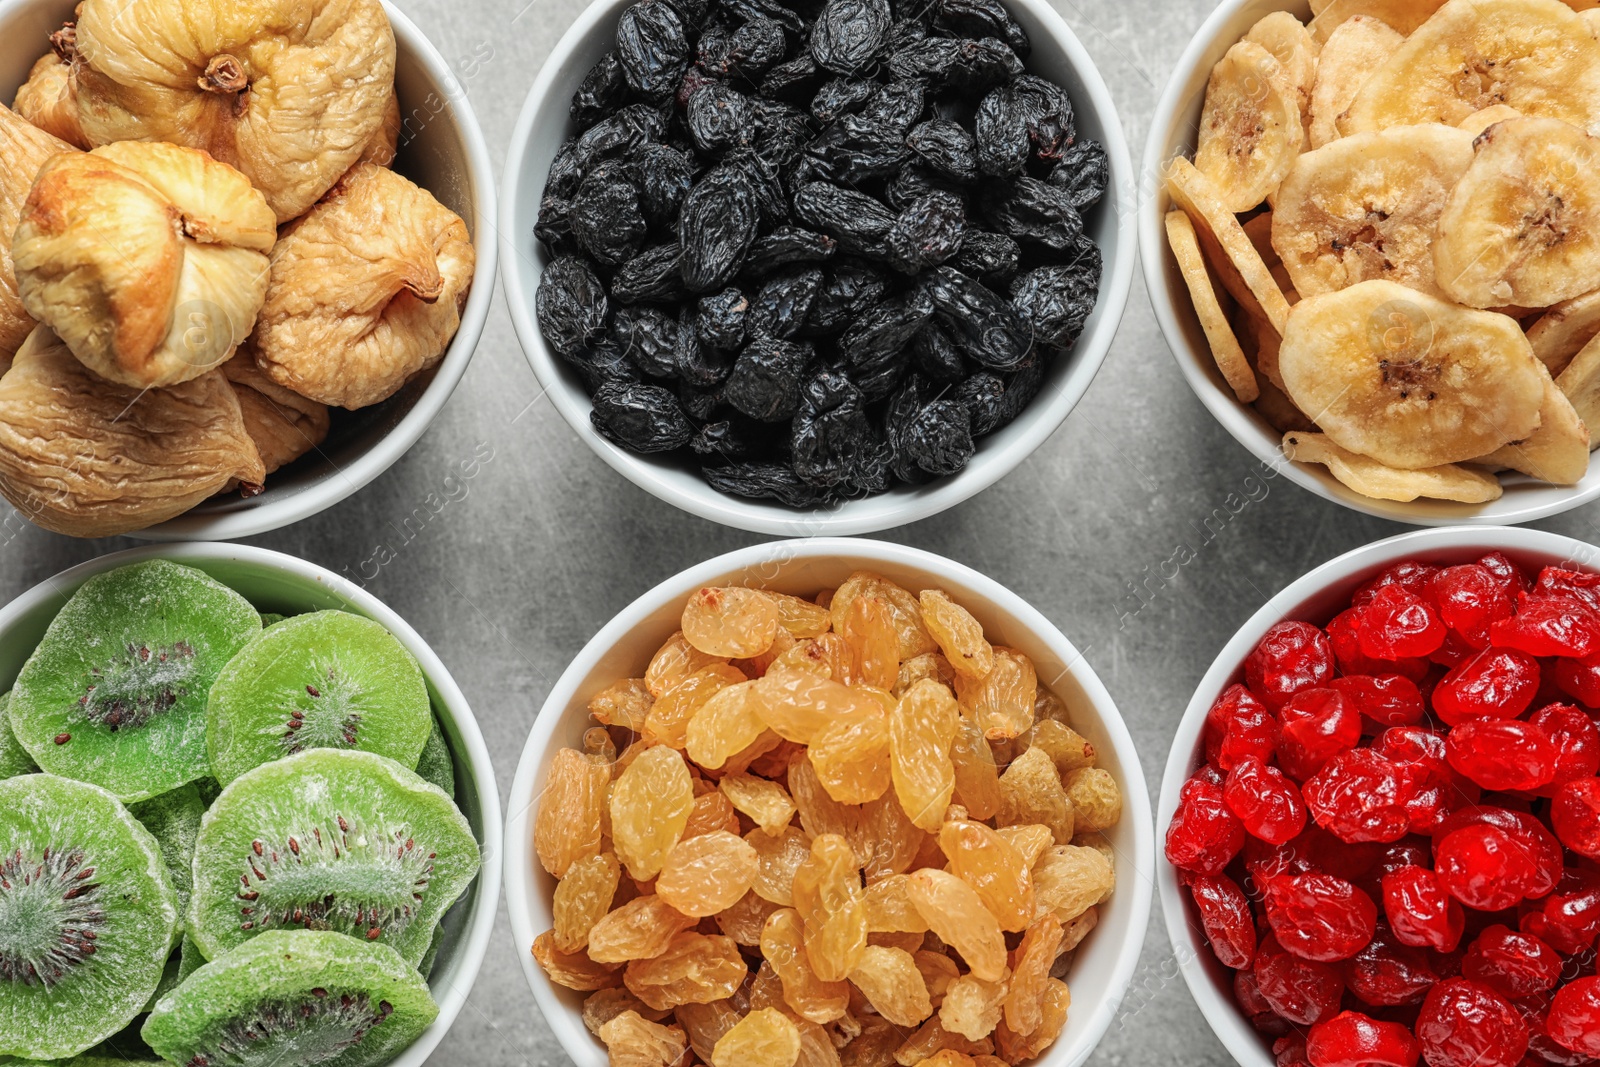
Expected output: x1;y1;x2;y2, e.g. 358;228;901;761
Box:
534;0;1107;508
0;0;476;538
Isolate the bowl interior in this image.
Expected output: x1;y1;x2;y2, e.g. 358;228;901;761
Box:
0;544;500;1067
1140;0;1600;526
1154;526;1600;1067
507;540;1153;1067
0;0;495;541
501;0;1135;536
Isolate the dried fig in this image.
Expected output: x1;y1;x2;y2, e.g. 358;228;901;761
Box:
252;163;475;409
356;91;402;169
0;327;265;537
13;141;275;390
0;102;74;363
71;0;396;221
14;37;87;149
222;349;331;477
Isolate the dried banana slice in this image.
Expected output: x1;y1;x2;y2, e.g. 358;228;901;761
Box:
0;327;265;537
1435;117;1600;309
1279;280;1545;468
0;103;74;362
253;163;475;410
1195;41;1306;212
1557;333;1600;447
1256;376;1316;434
1528;289;1600;374
1245;13;1320;135
72;0;397;222
1272;124;1475;300
1459;106;1522;137
1167;210;1258;403
1284;430;1505;502
1167;158;1294;334
223;351;330;477
1340;0;1600;136
1309;0;1446;41
14;44;86;148
13;141;275;390
1478;367;1590;483
1584;8;1600;35
1307;16;1405;149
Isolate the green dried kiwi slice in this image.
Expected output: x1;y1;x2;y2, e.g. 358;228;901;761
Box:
418;920;446;979
414;716;455;798
9;560;260;802
0;693;39;780
130;782;205;922
205;611;431;787
141;930;438;1067
0;774;178;1060
9;1057;163;1066
259;613;287;627
189;749;480;967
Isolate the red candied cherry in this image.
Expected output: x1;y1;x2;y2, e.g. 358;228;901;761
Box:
1520;869;1600;955
1427;564;1513;649
1435;806;1563;900
1553;653;1600;707
1460;925;1562;999
1528;704;1600;795
1165;775;1245;876
1307;1010;1421;1067
1444;718;1558;792
1329;608;1427;679
1303;748;1415;844
1551;778;1600;859
1477;552;1528;602
1547;977;1600;1058
1490;593;1600;659
1342;926;1444;1007
1275;1032;1311;1067
1279;688;1363;782
1206;683;1280;771
1435;824;1534;912
1533;565;1600;613
1247;621;1337;711
1331;674;1425;728
1416;978;1528;1067
1187;872;1257;969
1290;825;1386;883
1369;838;1434;896
1359;584;1447;661
1264;873;1379;962
1382;865;1465;953
1255;935;1347;1025
1225;757;1308;845
1427;629;1474;668
1237;968;1275;1017
1356;561;1440;606
1431;646;1541;726
1374;727;1479;834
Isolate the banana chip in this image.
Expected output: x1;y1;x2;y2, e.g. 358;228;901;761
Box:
1195;41;1306;212
1528;289;1600;374
1307;16;1405;149
1166;210;1259;403
1278;280;1545;468
1256;377;1316;434
1478;367;1590;484
1458;106;1523;137
1340;0;1600;136
1245;13;1320;137
1435;117;1600;309
1284;431;1505;502
1167;158;1294;335
1584;8;1600;35
1557;333;1600;447
1309;0;1446;41
1272;124;1475;300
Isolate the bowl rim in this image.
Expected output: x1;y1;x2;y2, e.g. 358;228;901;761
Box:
1136;0;1600;528
1154;524;1600;1067
93;0;500;541
497;0;1138;537
0;541;505;1067
503;535;1155;1067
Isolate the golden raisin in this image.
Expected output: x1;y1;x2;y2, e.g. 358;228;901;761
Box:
921;1052;978;1067
598;1009;689;1067
847;944;933;1027
1032;845;1113;923
791;834;869;982
533;930;624;990
793;1017;844;1067
940;970;1009;1041
863;874;929;934
748;825;813;906
1062;767;1122;833
683;789;742;839
684;587;783;658
1003;914;1063;1038
656;830;760;917
677;1000;743;1062
587;894;699;963
590;678;655;733
763;590;833;638
914;950;961;1006
949;714;1003;821
1034;686;1072;726
893;1018;993;1066
717;889;780;946
760;907;850;1024
722;730;785;776
646;663;749;749
954;649;1037;742
994;824;1054;869
1024;720;1096;779
624;931;747;1010
830;572;938;660
712;1007;802;1067
842;1017;906;1067
896;652;957;697
993;979;1068;1062
904;869;1007;983
938;820;1035;932
553;851;621;952
870;930;926;954
888;679;961;831
536;747;611;877
720;772;797;835
1061;908;1097;952
647;631;729;697
686;681;768;769
996;748;1075;845
754;670;881;744
809;710;892;805
611;745;696;880
842;595;900;690
583;988;667;1035
919;590;994;680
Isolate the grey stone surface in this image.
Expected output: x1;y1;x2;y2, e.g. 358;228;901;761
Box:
9;0;1600;1064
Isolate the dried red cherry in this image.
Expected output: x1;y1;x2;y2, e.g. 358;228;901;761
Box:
1427;564;1513;650
1490;593;1600;659
1165;775;1246;877
1330;674;1425;728
1519;869;1600;956
1187;872;1257;970
1546;976;1600;1058
1224;756;1308;845
1415;978;1528;1067
1358;585;1447;661
1533;566;1600;613
1460;925;1562;999
1477;552;1526;602
1206;683;1279;771
1254;935;1347;1026
1444;718;1558;792
1275;1032;1311;1067
1303;748;1414;844
1382;864;1464;953
1435;824;1534;912
1341;926;1443;1008
1551;778;1600;859
1264;873;1379;963
1552;653;1600;707
1246;621;1337;712
1431;646;1541;726
1306;1009;1421;1067
1434;807;1561;899
1527;704;1600;795
1356;561;1440;607
1279;688;1363;782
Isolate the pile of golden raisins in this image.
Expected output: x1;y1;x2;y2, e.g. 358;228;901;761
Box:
532;571;1123;1067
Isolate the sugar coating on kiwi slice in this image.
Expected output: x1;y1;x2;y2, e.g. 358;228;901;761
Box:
0;694;40;780
205;611;431;787
142;930;438;1067
413;717;455;799
130;783;205;922
189;749;479;968
0;774;178;1060
10;561;260;802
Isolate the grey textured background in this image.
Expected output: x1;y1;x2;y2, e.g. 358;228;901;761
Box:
9;0;1600;1063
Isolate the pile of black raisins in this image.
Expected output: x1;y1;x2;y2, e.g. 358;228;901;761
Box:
534;0;1107;508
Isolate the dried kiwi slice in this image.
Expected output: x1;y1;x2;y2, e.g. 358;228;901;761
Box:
142;931;438;1067
130;782;205;921
0;693;39;780
205;611;431;787
0;774;178;1060
189;750;479;967
414;717;455;798
10;560;260;802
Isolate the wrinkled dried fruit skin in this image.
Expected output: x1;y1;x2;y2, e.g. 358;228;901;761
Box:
1032;844;1113;924
941;969;1008;1041
997;747;1074;844
656;829;761;917
681;165;762;293
714;1007;802;1067
686;586;784;658
554;851;622;952
15;52;85;149
535;929;625;990
584;988;668;1035
612;744;697;880
537;746;613;877
793;833;870;981
890;679;960;830
625;931;749;1010
0;104;73;361
1004;914;1064;1036
920;591;996;679
600;1009;690;1067
905;868;1007;982
849;944;934;1026
762;907;851;1022
588;894;700;963
749;825;814;906
956;648;1037;742
810;708;893;804
939;819;1034;932
222;351;331;477
647;663;749;747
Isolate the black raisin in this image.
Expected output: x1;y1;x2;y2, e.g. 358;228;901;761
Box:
912;321;966;383
571;161;648;267
574;103;671;173
837;288;934;377
748;266;825;340
614;306;680;378
688;81;756;155
536;255;609;358
612;244;688;304
704;462;838;506
1011;261;1099;349
858;79;925;137
805;114;911;184
884;164;970;212
922;265;1032;370
724;337;812;421
697;287;750;351
591;382;696;452
725;18;788;80
805;260;889;334
974;84;1030;177
759;53;824;101
679;164;761;292
791;365;870;487
810;77;877;123
546;140;586;199
535;194;575;251
997;355;1044;426
635;144;694;229
567;339;643;393
616;0;690;103
906;119;979;183
743;226;837;278
933;0;1028;56
902;399;974;475
1048;139;1109;210
810;0;891;74
886;37;1021;89
751;100;816;171
886;191;966;274
981;175;1082;249
676;306;737;387
950;229;1019;284
793;181;896;257
572;52;630;130
692;418;761;460
954;372;1005;434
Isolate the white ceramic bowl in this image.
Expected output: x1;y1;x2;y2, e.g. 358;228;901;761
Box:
0;0;499;541
506;537;1154;1067
500;4;1136;536
0;542;504;1067
1140;0;1600;527
1156;525;1600;1067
